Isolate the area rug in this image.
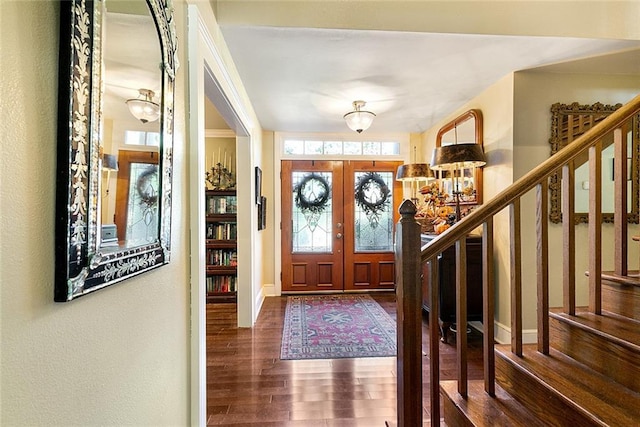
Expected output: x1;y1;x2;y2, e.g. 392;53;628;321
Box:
280;294;397;360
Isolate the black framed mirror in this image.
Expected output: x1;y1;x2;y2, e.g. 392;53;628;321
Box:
55;0;177;301
548;102;640;224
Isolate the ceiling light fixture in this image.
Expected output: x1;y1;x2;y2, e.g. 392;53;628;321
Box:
343;100;375;133
126;89;160;124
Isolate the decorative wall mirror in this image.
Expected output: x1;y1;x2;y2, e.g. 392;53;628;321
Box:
548;102;640;224
435;109;484;206
55;0;177;301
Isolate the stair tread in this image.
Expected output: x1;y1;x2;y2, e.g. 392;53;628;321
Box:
599;270;640;287
496;344;640;426
549;309;640;351
441;380;548;427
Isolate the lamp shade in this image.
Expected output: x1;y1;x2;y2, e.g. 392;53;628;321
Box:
126;89;160;124
430;143;486;171
343;100;375;133
396;163;434;181
102;154;118;172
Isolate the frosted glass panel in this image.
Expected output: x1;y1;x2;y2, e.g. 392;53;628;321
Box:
304;140;323;155
381;142;400;155
343;142;362;155
362;141;381;155
354;171;394;252
323;141;342;155
284;140;304;155
292;172;333;253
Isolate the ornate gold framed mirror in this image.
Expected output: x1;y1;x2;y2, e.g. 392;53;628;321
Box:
548;102;640;224
55;0;177;301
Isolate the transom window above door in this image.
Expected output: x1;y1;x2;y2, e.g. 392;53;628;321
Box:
279;133;406;159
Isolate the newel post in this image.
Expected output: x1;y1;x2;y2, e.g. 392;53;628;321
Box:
394;200;423;427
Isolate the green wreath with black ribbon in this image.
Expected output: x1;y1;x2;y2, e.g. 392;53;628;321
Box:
354;172;390;218
136;166;159;209
294;173;331;215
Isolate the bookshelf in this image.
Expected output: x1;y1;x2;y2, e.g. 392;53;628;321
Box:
205;189;237;303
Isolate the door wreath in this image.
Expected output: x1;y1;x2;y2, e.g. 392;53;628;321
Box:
136;166;159;209
354;172;390;227
294;173;331;215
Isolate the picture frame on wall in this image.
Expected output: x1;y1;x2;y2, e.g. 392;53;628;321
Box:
255;166;262;204
258;196;267;230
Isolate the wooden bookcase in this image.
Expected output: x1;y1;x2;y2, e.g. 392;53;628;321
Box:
205;190;237;303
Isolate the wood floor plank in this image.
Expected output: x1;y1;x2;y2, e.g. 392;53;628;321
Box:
207;293;484;425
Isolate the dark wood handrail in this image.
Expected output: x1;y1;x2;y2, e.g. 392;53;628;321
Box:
421;93;640;263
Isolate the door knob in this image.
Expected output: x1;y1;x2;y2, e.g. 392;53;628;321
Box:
336;233;343;239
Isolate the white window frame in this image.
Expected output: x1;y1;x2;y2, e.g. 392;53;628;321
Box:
277;131;410;161
124;130;161;147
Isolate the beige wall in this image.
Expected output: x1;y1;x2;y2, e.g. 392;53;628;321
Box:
1;1;190;425
215;1;640;41
420;70;640;341
513;71;640;323
421;74;516;338
260;131;276;292
205;137;236;180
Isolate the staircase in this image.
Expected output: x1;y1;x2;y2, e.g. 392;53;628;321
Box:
394;94;640;426
443;291;640;426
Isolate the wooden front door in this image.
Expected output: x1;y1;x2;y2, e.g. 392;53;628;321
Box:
114;150;159;244
281;160;402;292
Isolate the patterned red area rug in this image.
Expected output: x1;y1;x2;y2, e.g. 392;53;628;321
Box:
280;294;397;360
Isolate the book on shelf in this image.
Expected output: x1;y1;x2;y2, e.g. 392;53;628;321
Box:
206;275;237;293
207;195;237;214
206;222;237;240
207;249;238;266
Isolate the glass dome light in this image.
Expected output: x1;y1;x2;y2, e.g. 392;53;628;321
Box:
343;100;375;133
126;89;160;124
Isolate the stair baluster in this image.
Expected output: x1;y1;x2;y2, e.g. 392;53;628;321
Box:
614;126;628;277
562;161;577;315
510;200;523;356
536;181;550;354
588;140;603;314
407;93;640;426
482;218;496;395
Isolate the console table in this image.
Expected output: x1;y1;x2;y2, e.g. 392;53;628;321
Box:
421;234;483;343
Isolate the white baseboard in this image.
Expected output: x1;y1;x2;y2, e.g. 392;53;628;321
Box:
470;321;537;345
494;321;538;345
254;286;265;322
262;283;276;297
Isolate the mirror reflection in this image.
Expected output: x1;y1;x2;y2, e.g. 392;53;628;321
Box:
55;0;176;301
100;1;161;250
548;102;640;224
435;109;484;205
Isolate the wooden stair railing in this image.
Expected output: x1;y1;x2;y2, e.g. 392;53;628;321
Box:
394;93;640;426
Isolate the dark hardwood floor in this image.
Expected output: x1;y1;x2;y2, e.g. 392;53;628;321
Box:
206;293;484;426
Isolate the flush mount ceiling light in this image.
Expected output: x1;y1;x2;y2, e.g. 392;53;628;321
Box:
126;89;160;124
343;100;375;133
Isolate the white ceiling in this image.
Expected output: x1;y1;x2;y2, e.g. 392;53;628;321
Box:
217;25;640;134
104;10;162;130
